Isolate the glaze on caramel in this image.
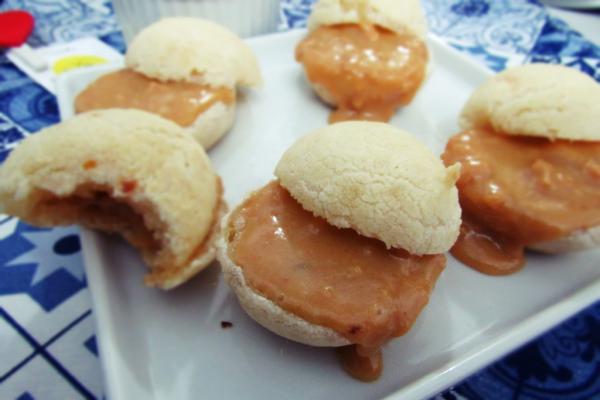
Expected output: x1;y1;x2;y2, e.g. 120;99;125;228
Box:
442;129;600;275
451;217;525;275
227;181;445;380
75;69;235;126
295;24;428;123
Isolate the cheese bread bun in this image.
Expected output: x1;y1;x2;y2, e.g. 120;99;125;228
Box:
296;0;430;123
76;17;262;149
0;109;225;289
457;64;600;255
217;121;460;356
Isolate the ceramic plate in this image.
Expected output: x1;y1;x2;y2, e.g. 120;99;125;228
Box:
541;0;600;10
56;29;600;400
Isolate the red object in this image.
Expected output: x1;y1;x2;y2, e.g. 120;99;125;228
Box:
0;10;35;48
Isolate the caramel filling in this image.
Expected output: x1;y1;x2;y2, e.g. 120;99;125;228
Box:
75;69;235;126
34;183;163;260
336;345;383;383
227;181;445;381
442;129;600;275
32;177;223;285
295;24;428;123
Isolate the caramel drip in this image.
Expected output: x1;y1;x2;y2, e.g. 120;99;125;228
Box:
451;217;525;276
336;345;382;382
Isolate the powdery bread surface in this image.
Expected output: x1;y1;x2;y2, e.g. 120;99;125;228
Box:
275;121;462;255
126;17;262;89
216;213;350;347
460;64;600;141
308;0;427;39
0;109;221;290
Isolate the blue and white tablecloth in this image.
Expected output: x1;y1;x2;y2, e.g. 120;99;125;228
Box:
0;1;599;399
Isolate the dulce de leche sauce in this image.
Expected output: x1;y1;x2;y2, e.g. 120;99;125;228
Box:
227;181;445;381
442;129;600;275
75;69;234;126
295;24;428;123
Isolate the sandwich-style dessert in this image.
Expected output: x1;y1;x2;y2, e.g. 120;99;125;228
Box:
442;64;600;276
295;0;429;123
75;17;262;149
0;109;226;290
217;122;461;381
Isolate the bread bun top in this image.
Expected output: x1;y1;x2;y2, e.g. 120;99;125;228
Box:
308;0;427;39
126;17;262;89
275;121;461;255
0;109;219;285
460;64;600;141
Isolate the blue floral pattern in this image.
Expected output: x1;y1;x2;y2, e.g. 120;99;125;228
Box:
280;0;314;29
526;15;600;81
424;0;547;57
0;1;599;399
439;303;600;400
450;0;490;18
2;0;118;45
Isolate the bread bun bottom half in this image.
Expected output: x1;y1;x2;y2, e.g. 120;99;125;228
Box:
216;208;350;347
184;101;236;150
527;226;600;254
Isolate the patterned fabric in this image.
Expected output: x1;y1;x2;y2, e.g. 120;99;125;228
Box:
0;0;599;399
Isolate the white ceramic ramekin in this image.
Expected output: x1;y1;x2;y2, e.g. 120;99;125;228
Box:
112;0;282;44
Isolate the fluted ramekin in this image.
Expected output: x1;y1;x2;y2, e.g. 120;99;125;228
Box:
112;0;282;44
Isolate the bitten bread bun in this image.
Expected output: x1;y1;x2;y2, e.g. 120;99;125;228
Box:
460;64;600;142
276;121;461;254
308;0;427;39
0;109;225;290
217;121;461;348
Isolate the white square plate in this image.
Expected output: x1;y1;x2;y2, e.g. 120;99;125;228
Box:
56;29;600;400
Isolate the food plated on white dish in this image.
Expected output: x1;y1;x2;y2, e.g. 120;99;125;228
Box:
50;29;600;400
